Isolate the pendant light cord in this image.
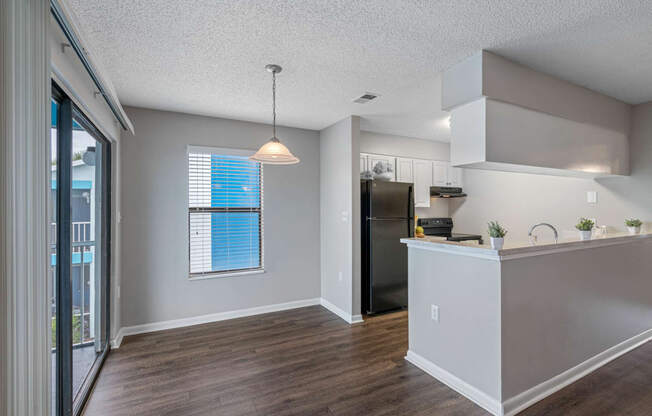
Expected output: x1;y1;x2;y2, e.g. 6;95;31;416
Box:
272;70;277;140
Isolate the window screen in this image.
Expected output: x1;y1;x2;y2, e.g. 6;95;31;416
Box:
188;147;263;276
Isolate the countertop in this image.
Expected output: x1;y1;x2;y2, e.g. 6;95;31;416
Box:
400;231;652;260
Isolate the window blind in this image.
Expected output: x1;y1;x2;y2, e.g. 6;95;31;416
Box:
188;149;263;276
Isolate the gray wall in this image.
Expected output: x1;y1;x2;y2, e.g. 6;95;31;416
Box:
450;102;652;242
406;237;652;405
320;117;358;317
360;130;450;160
443;51;631;135
359;130;451;218
445;51;631;176
119;107;320;327
501;239;652;400
408;247;502;400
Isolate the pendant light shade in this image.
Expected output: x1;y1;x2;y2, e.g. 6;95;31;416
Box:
251;137;299;164
250;64;300;165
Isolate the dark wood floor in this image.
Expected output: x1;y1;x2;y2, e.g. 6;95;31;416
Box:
83;306;652;416
518;336;652;416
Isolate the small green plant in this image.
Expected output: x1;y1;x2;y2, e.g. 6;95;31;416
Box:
575;218;594;231
625;218;642;227
487;221;507;238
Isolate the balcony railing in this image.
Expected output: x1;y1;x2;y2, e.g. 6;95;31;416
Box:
50;221;95;348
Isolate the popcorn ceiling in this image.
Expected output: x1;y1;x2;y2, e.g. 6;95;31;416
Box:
67;0;652;140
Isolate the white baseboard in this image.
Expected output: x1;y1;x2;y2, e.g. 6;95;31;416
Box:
502;328;652;416
110;327;124;349
320;298;364;324
405;350;502;415
406;329;652;416
110;298;321;348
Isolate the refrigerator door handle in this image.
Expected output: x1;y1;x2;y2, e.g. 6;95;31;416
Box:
368;217;415;221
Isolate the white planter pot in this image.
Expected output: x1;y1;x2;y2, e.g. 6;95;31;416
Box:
490;237;504;250
578;230;592;241
627;226;641;235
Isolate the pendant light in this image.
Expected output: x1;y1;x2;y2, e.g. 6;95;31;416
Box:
250;64;300;165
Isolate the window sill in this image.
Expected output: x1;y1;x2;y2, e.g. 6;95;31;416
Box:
188;269;265;281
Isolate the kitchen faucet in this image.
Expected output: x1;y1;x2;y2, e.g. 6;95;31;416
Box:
528;223;559;245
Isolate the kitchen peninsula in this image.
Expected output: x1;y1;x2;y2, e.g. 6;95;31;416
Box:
401;233;652;416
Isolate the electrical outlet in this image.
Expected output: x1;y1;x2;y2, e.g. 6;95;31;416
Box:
431;305;439;322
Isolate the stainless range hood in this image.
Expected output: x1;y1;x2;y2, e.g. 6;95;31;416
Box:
430;186;467;198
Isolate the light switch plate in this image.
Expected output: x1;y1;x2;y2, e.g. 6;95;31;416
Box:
431;305;439;322
587;191;597;204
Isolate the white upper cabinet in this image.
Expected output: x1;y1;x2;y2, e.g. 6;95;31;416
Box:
448;165;463;187
367;154;396;181
413;159;433;207
396;158;414;183
432;161;463;187
432;161;449;186
360;153;462;207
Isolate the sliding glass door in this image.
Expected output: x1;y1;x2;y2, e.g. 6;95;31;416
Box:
51;83;111;416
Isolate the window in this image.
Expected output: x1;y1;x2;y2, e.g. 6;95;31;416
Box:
188;146;263;277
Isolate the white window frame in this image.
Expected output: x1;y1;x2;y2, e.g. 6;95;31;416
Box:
187;145;265;280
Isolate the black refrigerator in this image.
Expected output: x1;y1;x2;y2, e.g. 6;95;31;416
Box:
361;180;414;315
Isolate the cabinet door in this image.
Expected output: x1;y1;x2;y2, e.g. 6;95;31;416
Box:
396;158;414;183
448;166;463;187
413;160;433;207
432;161;449;186
368;154;396;181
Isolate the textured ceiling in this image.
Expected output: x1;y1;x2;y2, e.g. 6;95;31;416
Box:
68;0;652;141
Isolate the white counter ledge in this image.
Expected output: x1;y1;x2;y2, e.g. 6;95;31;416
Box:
401;231;652;260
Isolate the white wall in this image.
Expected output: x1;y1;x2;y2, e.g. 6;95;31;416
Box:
450;102;652;242
320;117;361;319
119;107;321;327
359;130;451;218
49;16;121;142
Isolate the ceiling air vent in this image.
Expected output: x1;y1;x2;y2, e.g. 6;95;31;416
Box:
353;92;380;104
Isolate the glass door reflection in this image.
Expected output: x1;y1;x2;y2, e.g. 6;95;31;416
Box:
50;98;59;416
71;116;106;400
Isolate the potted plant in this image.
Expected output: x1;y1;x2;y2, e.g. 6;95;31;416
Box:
487;221;507;249
575;218;594;240
625;218;642;235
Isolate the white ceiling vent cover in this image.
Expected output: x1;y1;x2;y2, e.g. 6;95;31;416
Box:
353;92;380;104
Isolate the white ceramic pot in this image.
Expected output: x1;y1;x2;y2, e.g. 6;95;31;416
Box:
490;237;504;250
579;230;592;241
627;226;641;235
